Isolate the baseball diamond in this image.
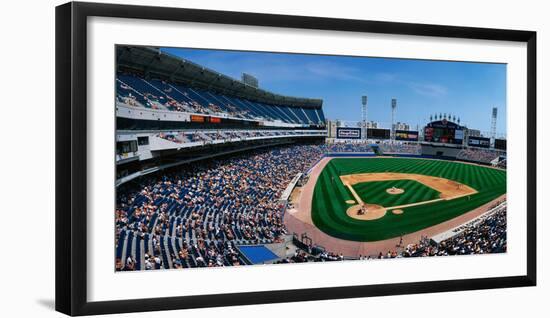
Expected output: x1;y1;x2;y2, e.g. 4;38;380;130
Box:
311;157;506;242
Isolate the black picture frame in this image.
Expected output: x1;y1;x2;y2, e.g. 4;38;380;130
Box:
55;1;537;316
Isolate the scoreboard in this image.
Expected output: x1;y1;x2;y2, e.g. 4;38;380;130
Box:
336;127;361;139
424;120;464;144
395;130;419;141
468;136;491;148
494;138;507;150
367;128;390;139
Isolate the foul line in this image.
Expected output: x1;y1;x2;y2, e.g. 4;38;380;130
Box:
344;182;476;214
345;183;364;205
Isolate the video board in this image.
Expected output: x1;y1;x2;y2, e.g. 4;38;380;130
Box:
424;127;464;144
454;129;464;141
395;130;419;141
468;136;491;148
423;120;463;144
494;138;506;150
336;127;361;139
367;128;390;139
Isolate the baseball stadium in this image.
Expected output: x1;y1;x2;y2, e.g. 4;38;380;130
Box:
115;46;507;271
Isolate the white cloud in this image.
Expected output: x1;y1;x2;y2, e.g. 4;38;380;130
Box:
408;82;448;97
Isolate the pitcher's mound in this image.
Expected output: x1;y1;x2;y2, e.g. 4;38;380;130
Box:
345;200;356;204
392;209;404;215
386;187;405;195
347;204;386;220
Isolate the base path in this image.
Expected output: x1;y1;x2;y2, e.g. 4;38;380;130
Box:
341;172;477;221
340;172;477;199
284;156;506;257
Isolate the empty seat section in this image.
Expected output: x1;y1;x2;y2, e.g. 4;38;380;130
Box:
279;106;302;123
257;102;294;123
223;95;264;118
316;108;326;123
134;235;142;270
172;84;212;109
303;108;320;124
187;87;230;113
117;74;166;109
116;78;149;107
288;107;310;124
204;91;243;115
115;230;126;260
280;107;300;123
146;79;197;111
116;72;324;128
242;100;278;121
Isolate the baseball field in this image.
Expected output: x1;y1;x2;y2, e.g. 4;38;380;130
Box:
311;157;506;242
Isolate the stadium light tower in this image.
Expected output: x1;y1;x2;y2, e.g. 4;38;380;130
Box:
391;98;397;143
362;96;368;141
490;107;498;148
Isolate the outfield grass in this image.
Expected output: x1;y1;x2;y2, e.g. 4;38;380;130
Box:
311;158;506;242
352;180;441;207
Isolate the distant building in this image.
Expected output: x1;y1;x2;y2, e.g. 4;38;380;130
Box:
327;120;339;138
241;73;259;88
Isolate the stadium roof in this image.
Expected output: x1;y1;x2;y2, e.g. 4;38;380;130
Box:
116;46;323;109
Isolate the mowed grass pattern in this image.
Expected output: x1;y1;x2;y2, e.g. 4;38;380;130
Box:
311;158;506;242
352;180;441;207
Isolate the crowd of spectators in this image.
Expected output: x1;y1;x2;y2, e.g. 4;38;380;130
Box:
155;130;325;145
401;206;507;257
326;141;373;153
169;98;211;114
495;158;507;169
153;135;430;158
457;147;505;165
275;249;344;264
115;144;326;271
324;140;421;154
285;204;507;263
377;141;421;155
115;138;507;271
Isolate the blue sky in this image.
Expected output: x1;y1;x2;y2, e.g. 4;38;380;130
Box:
160;47;506;136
